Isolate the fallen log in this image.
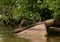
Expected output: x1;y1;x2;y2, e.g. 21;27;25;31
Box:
43;19;55;27
10;22;42;33
47;27;60;35
11;19;55;33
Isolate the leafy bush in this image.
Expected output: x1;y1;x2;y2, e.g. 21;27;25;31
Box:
0;0;60;26
45;0;60;26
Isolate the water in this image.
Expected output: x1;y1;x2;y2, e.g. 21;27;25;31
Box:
0;25;60;42
16;24;60;42
0;25;30;42
0;33;30;42
47;35;60;42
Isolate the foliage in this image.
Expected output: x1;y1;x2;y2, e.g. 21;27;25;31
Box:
13;0;41;21
0;0;16;25
0;0;60;26
14;0;53;21
45;0;60;25
47;0;60;25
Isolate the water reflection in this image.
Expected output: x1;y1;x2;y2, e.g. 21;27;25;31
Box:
0;33;29;42
47;35;60;42
0;25;60;42
0;34;3;42
0;25;30;42
0;33;60;42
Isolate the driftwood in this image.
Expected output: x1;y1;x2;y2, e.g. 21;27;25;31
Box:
19;19;32;27
49;27;60;31
11;19;55;33
43;19;55;27
47;27;60;35
11;22;42;33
